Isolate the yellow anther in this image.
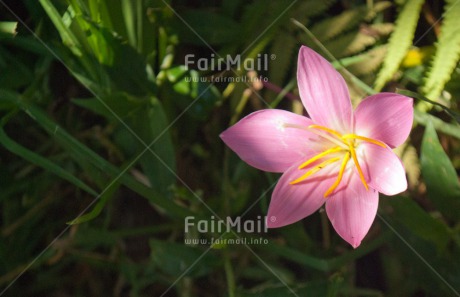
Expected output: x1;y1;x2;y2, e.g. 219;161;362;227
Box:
288;125;385;195
308;125;343;139
290;157;341;185
341;134;387;148
348;141;369;191
298;146;343;169
324;152;350;197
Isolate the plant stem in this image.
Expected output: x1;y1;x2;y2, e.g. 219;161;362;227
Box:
224;249;236;297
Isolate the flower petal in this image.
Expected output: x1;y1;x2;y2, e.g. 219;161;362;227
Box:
355;93;413;148
220;109;317;172
297;46;353;133
359;143;407;196
266;161;338;228
326;172;379;248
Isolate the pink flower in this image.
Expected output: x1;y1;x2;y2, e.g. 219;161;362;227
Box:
220;46;413;248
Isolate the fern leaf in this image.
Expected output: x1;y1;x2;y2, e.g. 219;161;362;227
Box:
374;0;424;91
394;141;420;189
423;0;460;100
304;22;392;59
349;45;388;76
343;33;379;56
364;1;392;20
319;30;376;57
368;23;394;36
311;8;365;42
311;2;390;42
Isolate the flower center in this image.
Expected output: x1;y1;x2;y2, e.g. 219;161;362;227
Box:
284;124;386;197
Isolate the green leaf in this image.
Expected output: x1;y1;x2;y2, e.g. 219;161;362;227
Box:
394;142;421;189
322;29;378;57
84;22;153;95
42;0;153;95
397;89;460;123
348;45;387;76
0;22;17;35
166;66;221;121
130;97;176;197
385;197;451;251
72;93;145;121
67;181;120;225
69;13;115;66
121;0;137;47
311;2;390;42
74;93;176;197
414;110;460;140
150;239;218;278
421;121;460;221
423;0;460;100
0;125;98;197
0;89;192;219
39;0;83;56
374;0;424;90
87;0;113;30
0;35;50;56
106;51;152;95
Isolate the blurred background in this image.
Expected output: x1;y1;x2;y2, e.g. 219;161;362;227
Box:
0;0;459;296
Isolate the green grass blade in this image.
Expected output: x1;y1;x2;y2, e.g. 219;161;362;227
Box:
67;181;120;225
398;89;460;123
39;0;83;56
0;90;192;219
121;0;136;47
414;109;460;139
0;125;98;196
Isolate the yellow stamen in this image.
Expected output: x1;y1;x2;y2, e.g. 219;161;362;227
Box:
308;124;343;139
348;141;369;190
298;146;343;169
290;157;341;185
324;152;350;197
342;134;387;148
308;125;348;149
287;124;385;195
